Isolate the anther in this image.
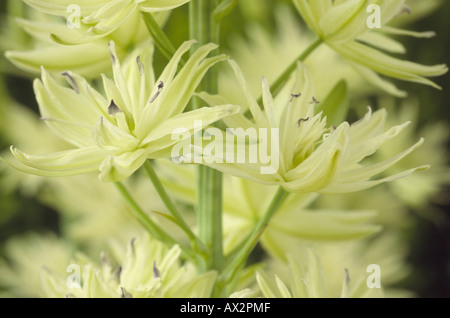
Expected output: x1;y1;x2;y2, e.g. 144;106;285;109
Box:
136;56;144;76
108;99;123;116
310;96;320;104
297;117;310;127
61;71;79;94
289;92;301;102
108;42;116;64
153;261;161;278
149;81;164;103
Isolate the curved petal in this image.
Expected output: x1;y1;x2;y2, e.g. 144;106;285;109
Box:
6;146;106;176
23;0;111;16
98;148;149;182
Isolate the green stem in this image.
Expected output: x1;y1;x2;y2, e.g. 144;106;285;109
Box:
190;0;224;289
220;187;289;284
267;38;322;97
144;161;197;242
141;12;178;62
245;38;323;118
114;182;195;261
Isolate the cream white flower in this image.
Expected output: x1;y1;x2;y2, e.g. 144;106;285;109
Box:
255;248;384;298
4;41;239;182
23;0;189;44
293;0;448;96
40;233;217;298
198;60;427;193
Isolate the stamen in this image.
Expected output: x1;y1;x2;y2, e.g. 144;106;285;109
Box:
114;266;122;281
344;268;350;286
61;71;79;94
130;238;136;256
108;42;116;64
149;81;164;103
310;96;320;105
289;92;301;102
108;99;123;116
397;5;411;16
153;261;161;278
297;117;310;127
136;56;144;76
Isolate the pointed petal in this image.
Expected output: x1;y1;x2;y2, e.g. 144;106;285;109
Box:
141;105;240;153
333;41;448;88
23;0;111;16
271;210;381;241
349;62;407;97
7;146;105;176
357;32;406;54
196;91;256;130
340;138;425;183
322;165;429;194
92;117;139;149
137;43;227;137
283;123;349;192
6;42;112;77
98;148;149;182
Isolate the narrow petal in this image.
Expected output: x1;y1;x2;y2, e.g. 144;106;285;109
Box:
137;43;227;138
39;68;104;126
321;165;429;194
340;138;425;183
92;117;139;149
333;41;448;88
283;123;349;192
271;210;381;241
98;148;149;182
33;78;91;147
292;0;321;36
350;121;411;166
357;32;406;54
226;59;267;128
7;146;105;176
196;91;256;130
381;26;437;39
141;105;240;153
6;43;111;77
23;0;111;16
349;62;407;97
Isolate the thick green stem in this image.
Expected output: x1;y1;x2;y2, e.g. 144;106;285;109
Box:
220;187;289;284
114;182;195;261
190;0;224;282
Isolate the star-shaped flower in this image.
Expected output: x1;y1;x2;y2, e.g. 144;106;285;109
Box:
23;0;190;44
4;41;239;182
197;60;426;193
293;0;448;96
